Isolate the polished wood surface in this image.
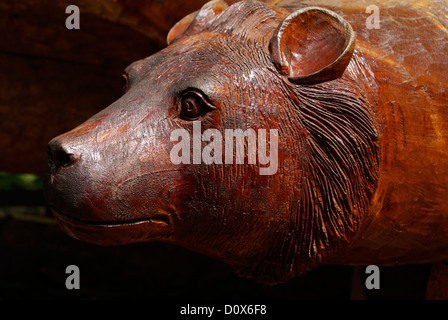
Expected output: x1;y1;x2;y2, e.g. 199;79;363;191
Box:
40;0;448;285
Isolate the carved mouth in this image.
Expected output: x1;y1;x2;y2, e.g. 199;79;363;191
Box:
50;206;170;227
49;206;172;245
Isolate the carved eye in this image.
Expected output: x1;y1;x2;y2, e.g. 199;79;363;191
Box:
178;91;215;121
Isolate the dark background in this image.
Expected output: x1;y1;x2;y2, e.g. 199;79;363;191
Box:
0;0;436;300
0;214;434;300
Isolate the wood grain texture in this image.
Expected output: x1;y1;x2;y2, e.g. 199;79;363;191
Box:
41;0;448;284
284;0;448;267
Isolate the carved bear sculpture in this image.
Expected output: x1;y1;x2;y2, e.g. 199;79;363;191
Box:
44;0;448;284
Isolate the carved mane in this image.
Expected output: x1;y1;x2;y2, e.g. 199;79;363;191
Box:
235;51;380;283
189;1;381;283
290;53;380;273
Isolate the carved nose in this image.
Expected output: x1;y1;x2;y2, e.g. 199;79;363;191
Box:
47;139;80;173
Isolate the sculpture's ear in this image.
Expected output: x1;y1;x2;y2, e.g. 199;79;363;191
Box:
269;7;355;85
167;0;228;45
167;11;198;45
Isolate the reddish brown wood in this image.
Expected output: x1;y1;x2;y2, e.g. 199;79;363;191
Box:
269;6;356;84
0;0;213;175
43;0;448;285
305;0;448;268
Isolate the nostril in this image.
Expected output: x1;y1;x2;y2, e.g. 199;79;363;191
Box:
55;149;77;168
47;141;80;173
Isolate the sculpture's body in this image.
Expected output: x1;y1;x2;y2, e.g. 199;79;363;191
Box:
44;0;448;284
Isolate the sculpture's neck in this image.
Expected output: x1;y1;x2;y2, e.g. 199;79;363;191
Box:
328;32;448;266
